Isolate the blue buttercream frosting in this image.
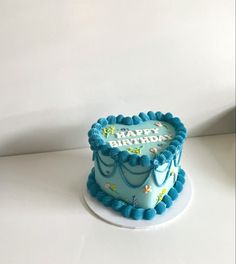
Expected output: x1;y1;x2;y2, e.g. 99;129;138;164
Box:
163;112;173;121
131;208;145;220
123;116;133;125
177;175;185;184
139;112;150;121
143;208;156;220
168;187;179;200
162;195;173;208
102;195;113;206
147;111;156;120
97;118;108;127
107;115;117;124
174;181;184;193
119;151;129;162
109;147;120;159
116;114;124;124
121;205;133;218
140;155;150;167
128;154;140;166
155;111;163;120
132;115;142;124
155;202;166;214
111;200;126;211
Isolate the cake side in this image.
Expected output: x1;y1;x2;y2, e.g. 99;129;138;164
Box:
94;149;182;209
87;167;186;220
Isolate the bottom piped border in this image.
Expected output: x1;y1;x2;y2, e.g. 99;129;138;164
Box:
87;167;186;220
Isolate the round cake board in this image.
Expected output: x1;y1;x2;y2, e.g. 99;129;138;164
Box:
83;177;193;229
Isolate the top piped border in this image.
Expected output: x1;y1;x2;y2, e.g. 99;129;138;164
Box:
88;111;187;168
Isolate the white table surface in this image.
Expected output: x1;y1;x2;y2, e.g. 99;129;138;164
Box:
0;134;235;264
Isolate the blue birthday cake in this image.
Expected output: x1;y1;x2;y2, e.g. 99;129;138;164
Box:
87;111;187;220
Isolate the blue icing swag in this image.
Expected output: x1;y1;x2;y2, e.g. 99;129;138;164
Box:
88;111;187;167
94;149;182;188
87;167;186;220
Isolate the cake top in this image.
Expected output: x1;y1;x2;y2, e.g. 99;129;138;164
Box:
88;111;187;167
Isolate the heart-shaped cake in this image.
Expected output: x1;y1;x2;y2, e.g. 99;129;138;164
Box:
87;111;187;220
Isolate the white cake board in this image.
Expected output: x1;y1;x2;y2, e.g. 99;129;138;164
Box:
83;177;193;229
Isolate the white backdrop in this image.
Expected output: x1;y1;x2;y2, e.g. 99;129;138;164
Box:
0;0;235;156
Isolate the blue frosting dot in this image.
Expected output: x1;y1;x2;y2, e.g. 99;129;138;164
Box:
100;145;110;156
175;135;184;144
132;115;141;124
155;202;166;214
179;169;185;177
155;111;163;120
140;155;150;167
163;112;173;121
177;175;185;184
177;124;186;131
97;118;108;127
96;138;105;146
109;147;120;159
111;200;125;211
88;128;99;137
162;150;173;161
158;154;166;165
174;181;183;193
171;140;181;148
162;195;173;208
116;114;124;124
168;188;178;200
143;208;156;220
123;116;133;125
178;127;187;134
91;123;102;130
131;208;145;220
96;191;106;201
89;183;99;197
129;154;139;166
87;179;94;189
119;151;129;162
147;111;156;120
168;145;177;155
90;145;96;151
90;134;100;143
102;195;113;206
121;205;133;218
88;138;95;145
107;115;116;124
170;117;181;126
178;131;187;138
139;112;149;121
89;168;94;178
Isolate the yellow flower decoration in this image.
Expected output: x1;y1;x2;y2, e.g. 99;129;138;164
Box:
110;184;116;191
105;182;116;191
170;169;176;177
156;188;167;203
